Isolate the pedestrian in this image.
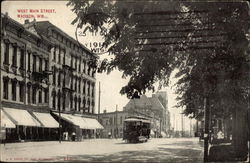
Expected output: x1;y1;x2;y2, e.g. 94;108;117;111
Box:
108;132;111;139
72;132;76;141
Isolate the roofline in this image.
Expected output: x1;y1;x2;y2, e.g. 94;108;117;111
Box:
36;21;97;57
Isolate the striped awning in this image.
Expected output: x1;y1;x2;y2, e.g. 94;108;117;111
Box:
3;108;41;127
33;112;59;128
53;112;103;129
1;109;15;128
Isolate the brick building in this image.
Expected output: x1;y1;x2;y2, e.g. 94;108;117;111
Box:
0;13;102;142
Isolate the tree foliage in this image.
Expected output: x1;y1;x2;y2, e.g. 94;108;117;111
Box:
67;1;249;118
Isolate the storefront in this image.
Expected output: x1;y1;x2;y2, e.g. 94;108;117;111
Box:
32;112;59;141
52;112;103;141
1;108;60;142
2;107;41;141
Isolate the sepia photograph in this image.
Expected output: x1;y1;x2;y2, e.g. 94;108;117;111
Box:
0;0;249;162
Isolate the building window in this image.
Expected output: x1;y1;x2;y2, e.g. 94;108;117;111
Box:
44;89;48;103
110;118;113;125
58;71;61;86
39;57;43;72
33;55;36;72
120;116;123;125
27;52;31;71
38;90;42;103
11;79;17;101
52;92;56;109
83;61;86;73
3;42;10;65
27;84;31;104
53;46;56;61
92;85;95;97
75;77;77;92
32;86;36;104
78;98;81;111
79;58;81;73
75;57;77;71
12;45;17;67
3;77;9;99
45;60;48;71
83;81;86;95
70;94;73;109
58;92;61;111
83;98;86;110
58;46;61;64
20;49;25;70
87;82;90;96
78;78;81;93
53;67;56;85
87;66;91;76
19;82;25;102
74;96;77;111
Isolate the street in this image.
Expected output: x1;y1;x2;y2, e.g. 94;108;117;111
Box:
0;138;203;162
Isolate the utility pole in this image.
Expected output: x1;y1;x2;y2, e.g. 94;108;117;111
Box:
98;81;101;121
116;104;118;138
181;108;184;137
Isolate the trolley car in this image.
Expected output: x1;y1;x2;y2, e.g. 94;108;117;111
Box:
123;116;151;143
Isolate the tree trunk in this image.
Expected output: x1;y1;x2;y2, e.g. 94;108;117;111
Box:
232;108;248;160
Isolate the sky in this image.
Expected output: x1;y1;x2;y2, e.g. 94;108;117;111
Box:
2;1;196;132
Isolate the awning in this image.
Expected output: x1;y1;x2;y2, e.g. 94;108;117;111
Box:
1;110;15;128
82;117;104;129
3;108;41;127
33;112;59;128
53;112;103;129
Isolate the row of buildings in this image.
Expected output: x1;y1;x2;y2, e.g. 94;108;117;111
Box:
98;92;171;138
0;13;103;142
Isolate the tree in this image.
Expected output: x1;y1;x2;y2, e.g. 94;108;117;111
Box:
67;1;249;159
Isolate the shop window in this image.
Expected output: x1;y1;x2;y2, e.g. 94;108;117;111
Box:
11;80;17;101
3;78;9;99
3;42;10;65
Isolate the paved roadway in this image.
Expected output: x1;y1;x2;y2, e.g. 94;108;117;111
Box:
0;138;204;162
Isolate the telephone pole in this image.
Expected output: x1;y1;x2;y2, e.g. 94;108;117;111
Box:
98;81;101;121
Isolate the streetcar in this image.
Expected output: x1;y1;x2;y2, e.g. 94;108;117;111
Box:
123;116;151;143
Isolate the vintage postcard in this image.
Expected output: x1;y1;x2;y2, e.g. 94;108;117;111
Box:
0;0;249;162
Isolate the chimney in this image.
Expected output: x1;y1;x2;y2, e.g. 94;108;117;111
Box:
24;19;29;24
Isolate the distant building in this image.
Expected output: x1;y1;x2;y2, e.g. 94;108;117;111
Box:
98;92;171;139
98;110;129;138
123;91;170;137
